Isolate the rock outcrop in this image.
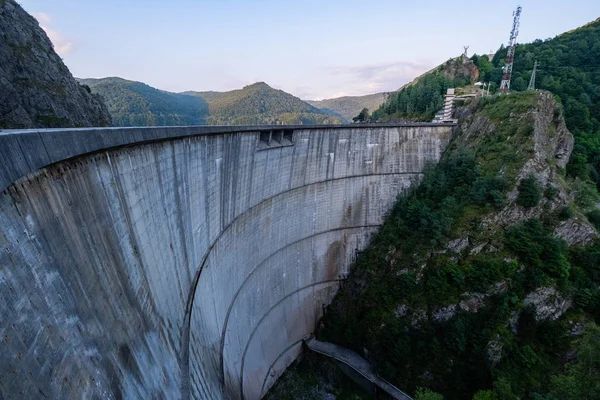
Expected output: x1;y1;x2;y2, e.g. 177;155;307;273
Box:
455;91;597;245
422;91;597;325
319;91;600;398
524;286;572;322
0;0;111;128
440;57;479;84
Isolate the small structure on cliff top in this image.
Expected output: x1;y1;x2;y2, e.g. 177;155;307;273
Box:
442;88;456;122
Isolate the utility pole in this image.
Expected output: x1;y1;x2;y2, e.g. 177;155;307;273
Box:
527;60;538;90
480;82;491;97
499;6;522;94
481;82;489;97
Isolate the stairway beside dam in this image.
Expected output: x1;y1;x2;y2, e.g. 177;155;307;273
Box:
0;123;453;400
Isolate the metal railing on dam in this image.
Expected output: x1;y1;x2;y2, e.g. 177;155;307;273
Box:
0;123;454;399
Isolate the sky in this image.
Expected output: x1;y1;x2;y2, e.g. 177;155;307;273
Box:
16;0;600;100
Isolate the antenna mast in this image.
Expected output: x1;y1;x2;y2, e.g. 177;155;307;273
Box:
527;60;538;90
499;5;522;94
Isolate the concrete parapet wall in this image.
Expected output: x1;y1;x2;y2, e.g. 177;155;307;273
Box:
0;124;452;399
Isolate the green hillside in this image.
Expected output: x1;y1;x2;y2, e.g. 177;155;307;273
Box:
479;18;600;191
321;91;600;400
306;92;387;122
81;79;342;127
374;18;600;194
309;17;600;400
371;57;478;122
185;82;343;125
78;77;208;127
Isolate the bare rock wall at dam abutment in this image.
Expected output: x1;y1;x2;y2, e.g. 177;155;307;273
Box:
0;124;452;399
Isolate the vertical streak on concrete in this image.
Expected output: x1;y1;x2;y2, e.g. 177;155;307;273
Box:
0;125;452;400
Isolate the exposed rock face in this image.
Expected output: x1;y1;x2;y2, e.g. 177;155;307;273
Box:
456;91;597;245
459;292;486;313
440;57;479;84
455;92;573;168
432;305;457;322
486;335;503;365
382;92;596;364
447;237;469;253
524;286;572;321
0;0;111;128
554;217;599;246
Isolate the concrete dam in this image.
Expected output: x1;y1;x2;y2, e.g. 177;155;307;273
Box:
0;123;452;400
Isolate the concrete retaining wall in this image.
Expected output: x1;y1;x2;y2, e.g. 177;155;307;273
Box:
0;124;452;399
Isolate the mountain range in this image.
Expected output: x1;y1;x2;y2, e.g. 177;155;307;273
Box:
79;78;377;127
78;77;208;126
184;82;343;125
306;93;387;121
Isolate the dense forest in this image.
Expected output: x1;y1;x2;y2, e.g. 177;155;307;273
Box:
82;78;342;127
370;58;476;122
321;91;600;400
185;82;342;125
78;77;208;126
372;74;454;121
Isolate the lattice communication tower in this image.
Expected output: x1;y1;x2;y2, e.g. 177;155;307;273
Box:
499;6;522;93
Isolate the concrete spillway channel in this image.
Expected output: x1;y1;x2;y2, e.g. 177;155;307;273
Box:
0;124;452;399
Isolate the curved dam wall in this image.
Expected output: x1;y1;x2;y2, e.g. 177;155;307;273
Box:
0;124;452;400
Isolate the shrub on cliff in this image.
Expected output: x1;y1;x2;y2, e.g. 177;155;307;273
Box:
587;209;600;230
505;219;570;282
471;176;507;207
517;175;542;208
415;388;444;400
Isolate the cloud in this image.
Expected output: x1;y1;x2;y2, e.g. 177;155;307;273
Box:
33;12;73;55
313;60;436;99
291;86;315;100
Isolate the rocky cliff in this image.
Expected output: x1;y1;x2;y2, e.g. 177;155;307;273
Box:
0;0;111;128
454;91;596;245
439;56;479;84
319;91;600;399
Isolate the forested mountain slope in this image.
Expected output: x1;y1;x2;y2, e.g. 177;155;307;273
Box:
320;91;600;400
371;57;479;122
82;79;343;127
306;93;387;122
0;0;111;128
479;18;600;192
185;82;343;125
375;18;600;194
78;77;208;127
